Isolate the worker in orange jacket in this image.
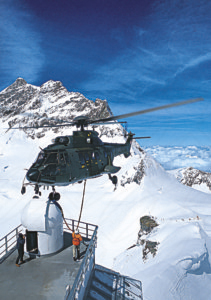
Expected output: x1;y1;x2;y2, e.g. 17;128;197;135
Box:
72;229;83;261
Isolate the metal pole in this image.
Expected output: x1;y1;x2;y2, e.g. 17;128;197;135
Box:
86;223;88;238
5;236;8;254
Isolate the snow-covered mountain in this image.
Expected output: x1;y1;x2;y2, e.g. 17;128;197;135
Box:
1;79;211;300
0;77;112;139
169;167;211;194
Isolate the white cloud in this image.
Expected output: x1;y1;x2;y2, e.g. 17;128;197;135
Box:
144;146;211;172
174;52;211;77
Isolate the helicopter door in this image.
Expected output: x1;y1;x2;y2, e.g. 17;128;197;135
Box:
58;152;66;174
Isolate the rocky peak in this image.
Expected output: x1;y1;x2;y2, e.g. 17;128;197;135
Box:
0;78;39;118
0;78;113;138
1;78;28;95
13;77;27;87
170;167;211;192
40;80;66;94
2;78;28;92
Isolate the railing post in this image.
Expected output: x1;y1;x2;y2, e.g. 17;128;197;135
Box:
123;277;125;300
16;227;18;239
86;223;88;238
72;219;74;232
5;236;8;254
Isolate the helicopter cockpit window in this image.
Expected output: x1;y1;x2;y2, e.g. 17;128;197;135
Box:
35;151;46;165
79;153;85;165
45;152;58;164
42;164;57;176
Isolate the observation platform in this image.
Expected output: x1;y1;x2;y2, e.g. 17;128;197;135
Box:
0;218;143;300
0;232;88;300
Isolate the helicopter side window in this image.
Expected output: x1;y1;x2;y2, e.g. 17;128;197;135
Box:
95;152;100;161
45;152;58;164
84;153;89;162
59;153;65;164
79;153;85;165
64;153;70;164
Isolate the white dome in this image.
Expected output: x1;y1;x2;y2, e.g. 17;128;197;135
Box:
21;197;62;231
21;197;64;255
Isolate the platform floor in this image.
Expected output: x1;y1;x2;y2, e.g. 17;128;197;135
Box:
0;232;88;300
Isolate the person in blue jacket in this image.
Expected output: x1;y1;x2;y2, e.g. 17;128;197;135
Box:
15;233;25;267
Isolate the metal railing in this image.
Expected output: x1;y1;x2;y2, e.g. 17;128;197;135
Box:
0;220;142;300
0;225;24;264
63;218;96;239
115;276;143;300
65;224;98;300
94;264;143;300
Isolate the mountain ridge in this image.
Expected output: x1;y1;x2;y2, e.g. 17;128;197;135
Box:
169;167;211;194
0;78;112;138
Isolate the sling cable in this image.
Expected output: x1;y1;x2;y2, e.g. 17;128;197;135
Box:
52;180;87;232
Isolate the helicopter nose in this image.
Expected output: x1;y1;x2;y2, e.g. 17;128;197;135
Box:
26;169;40;182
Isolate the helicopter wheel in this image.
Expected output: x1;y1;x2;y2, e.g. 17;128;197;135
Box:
112;175;117;185
108;174;118;185
21;186;26;195
49;192;54;201
54;192;60;201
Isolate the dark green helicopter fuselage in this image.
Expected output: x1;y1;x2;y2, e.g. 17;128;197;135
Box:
26;130;132;187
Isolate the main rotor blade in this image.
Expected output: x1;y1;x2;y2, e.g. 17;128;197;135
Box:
90;97;203;123
10;122;76;130
92;121;127;126
133;136;151;139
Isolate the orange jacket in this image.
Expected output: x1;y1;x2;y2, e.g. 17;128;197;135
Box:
72;232;82;246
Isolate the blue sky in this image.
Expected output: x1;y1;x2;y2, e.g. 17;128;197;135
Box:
0;0;210;146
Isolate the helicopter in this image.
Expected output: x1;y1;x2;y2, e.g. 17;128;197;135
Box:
15;97;202;200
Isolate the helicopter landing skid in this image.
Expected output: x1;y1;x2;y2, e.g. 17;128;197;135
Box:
20;182;42;196
21;173;42;196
